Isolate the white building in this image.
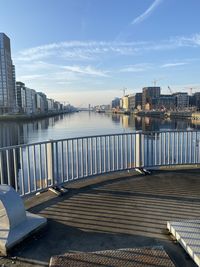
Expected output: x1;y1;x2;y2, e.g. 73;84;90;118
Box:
0;33;16;113
47;98;54;111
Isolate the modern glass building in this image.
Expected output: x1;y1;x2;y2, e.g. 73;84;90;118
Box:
0;33;16;114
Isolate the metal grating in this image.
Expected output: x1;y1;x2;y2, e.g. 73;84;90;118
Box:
49;247;175;267
167;220;200;267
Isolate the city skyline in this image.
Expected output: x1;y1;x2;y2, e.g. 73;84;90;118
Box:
1;0;200;106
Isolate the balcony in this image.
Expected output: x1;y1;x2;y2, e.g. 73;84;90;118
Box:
0;168;199;266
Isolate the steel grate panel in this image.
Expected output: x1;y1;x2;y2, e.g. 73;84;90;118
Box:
49;247;175;267
167;219;200;267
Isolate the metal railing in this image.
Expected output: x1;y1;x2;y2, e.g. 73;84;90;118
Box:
0;130;200;197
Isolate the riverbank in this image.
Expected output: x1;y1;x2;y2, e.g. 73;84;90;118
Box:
109;110;200;120
0;110;75;121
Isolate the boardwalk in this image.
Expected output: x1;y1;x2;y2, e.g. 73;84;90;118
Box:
1;169;200;266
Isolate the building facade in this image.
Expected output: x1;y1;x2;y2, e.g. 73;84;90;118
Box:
128;95;135;111
16;81;26;113
173;93;189;110
152;95;176;111
135;93;142;110
111;97;120;109
142;87;161;110
0;33;16;113
122;95;129;111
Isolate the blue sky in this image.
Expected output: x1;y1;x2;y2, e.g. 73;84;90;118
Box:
1;0;200;106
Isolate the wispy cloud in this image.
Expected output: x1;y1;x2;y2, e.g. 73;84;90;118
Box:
161;62;188;68
119;63;152;73
131;0;163;25
14;41;142;62
62;65;109;77
14;33;200;64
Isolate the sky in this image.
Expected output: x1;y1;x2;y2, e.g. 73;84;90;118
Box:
0;0;200;107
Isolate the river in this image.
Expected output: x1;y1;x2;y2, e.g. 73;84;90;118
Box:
0;111;199;148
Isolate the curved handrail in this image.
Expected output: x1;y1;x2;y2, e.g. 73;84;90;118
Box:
0;130;200;197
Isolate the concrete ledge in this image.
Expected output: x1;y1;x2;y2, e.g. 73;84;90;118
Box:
167;220;200;267
0;185;47;255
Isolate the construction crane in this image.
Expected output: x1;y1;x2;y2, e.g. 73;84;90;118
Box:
152;78;164;87
120;87;127;96
183;87;194;96
152;79;158;87
168;86;173;94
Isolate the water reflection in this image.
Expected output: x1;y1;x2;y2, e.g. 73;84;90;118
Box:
1;112;200;193
111;114;200;132
0;112;200;149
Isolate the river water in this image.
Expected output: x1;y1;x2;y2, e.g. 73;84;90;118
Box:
0;111;199;148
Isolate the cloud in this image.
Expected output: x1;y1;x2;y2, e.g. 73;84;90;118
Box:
131;0;163;25
14;33;200;65
14;41;145;62
161;62;188;68
119;63;152;73
62;65;109;77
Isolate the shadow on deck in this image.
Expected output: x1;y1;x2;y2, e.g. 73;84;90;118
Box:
1;169;200;267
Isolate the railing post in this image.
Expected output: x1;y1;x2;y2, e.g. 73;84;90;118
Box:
135;132;142;168
47;141;55;186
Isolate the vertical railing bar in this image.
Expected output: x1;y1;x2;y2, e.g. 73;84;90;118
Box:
126;134;128;169
168;132;170;165
93;137;97;174
0;151;3;184
130;134;133;169
159;133;162;165
20;147;25;195
61;141;64;182
163;132;166;166
104;136;106;172
186;131;189;164
71;140;74;180
39;144;42;188
108;136;110;171
151;133;154;167
117;135;119;170
134;134;136;167
81;138;84;177
121;135;123;170
76;139;79;178
95;137;97;174
13;148;18;192
176;132;179;164
26;146;31;193
172;132;174;164
85;138;88;176
142;134;145;167
195;131;198;164
86;138;88;176
151;133;155;166
6;150;11;186
180;132;183;165
55;142;59;183
113;136;115;171
99;137;102;174
147;134;149;167
90;137;93;175
155;133;157;166
198;136;200;164
32;145;37;191
189;131;192;164
66;140;69;181
44;144;48;189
